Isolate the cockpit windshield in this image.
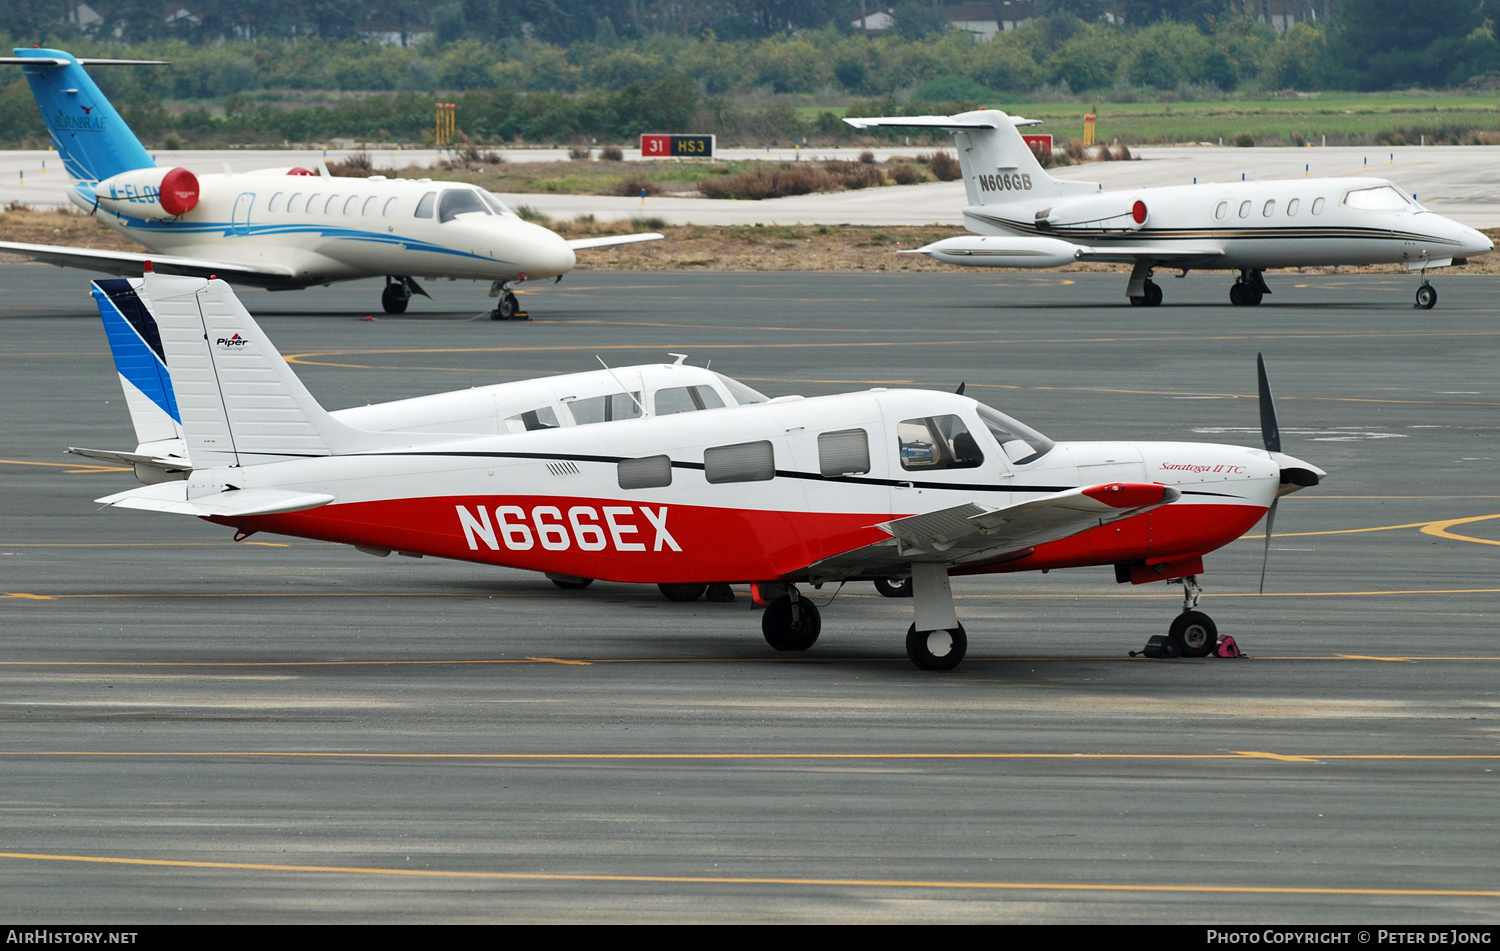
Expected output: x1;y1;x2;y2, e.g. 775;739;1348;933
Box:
438;189;491;222
479;191;513;216
1342;185;1414;212
976;404;1054;465
713;372;770;405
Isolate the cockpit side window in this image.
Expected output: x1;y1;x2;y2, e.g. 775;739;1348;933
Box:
566;392;643;426
976;404;1054;466
414;192;436;218
502;406;560;434
654;385;726;416
438;189;491;223
1343;185;1411;212
898;415;984;471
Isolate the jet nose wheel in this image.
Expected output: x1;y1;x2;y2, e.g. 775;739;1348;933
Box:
492;292;526;321
1168;610;1217;658
1415;283;1437;310
761;594;821;651
905;623;967;671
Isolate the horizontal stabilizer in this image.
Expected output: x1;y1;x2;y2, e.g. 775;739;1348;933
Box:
844;113;1040;129
565;233;664;251
96;482;334;517
67;446;188;468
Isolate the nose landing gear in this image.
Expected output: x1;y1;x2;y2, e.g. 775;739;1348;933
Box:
1415;281;1437;310
488;281;528;321
1166;574;1217;657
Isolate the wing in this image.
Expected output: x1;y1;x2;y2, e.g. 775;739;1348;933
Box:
0;241;297;287
799;482;1181;581
564;233;664;251
844;114;1042;129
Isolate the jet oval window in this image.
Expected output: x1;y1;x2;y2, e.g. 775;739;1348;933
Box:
1263;199;1275;217
287;193;303;213
268;192;284;213
818;429;871;477
618;455;673;490
1287;198;1300;215
976;404;1054;466
704;440;775;484
344;195;360;215
325;195;341;214
1312;197;1325;215
383;197;398;217
306;193;322;212
898;415;984;471
414;192;436;218
1343;185;1411;212
1214;201;1228;220
362;196;378;216
438;189;492;223
1238;200;1252;218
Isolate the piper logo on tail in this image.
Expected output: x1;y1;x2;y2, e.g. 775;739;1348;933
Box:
457;504;681;553
215;334;248;348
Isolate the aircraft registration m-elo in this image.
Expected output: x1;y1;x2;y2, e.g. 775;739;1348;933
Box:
845;110;1492;310
0;48;661;319
87;271;1326;670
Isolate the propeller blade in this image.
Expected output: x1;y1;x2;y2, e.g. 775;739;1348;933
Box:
1256;353;1281;454
1259;497;1279;594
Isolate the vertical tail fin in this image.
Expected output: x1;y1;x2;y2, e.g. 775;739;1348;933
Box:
8;48;155;182
844;109;1097;207
90;278;183;448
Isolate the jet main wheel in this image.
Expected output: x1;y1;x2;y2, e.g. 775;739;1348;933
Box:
1129;295;1147;307
1168;610;1218;658
381;283;410;314
1144;280;1163;306
761;594;821;651
874;577;913;598
906;623;967;671
1416;284;1437;309
1248;287;1264;305
1229;282;1250;306
658;582;708;602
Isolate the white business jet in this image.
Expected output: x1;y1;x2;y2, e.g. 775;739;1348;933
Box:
0;48;660;319
846;110;1492;309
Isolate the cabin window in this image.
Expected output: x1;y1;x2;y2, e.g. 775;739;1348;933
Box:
818;429;870;477
415;192;436;218
898;415;984;471
704;440;775;484
343;195;360;215
1311;197;1325;215
438;189;491;223
1238;200;1251;218
1263;199;1275;217
1287;198;1300;215
654;385;726;416
325;195;341;214
383;197;398;217
618;455;673;490
566;392;642;426
1214;201;1227;220
287;193;304;213
501;406;560;434
1343;185;1410;212
976;404;1053;465
306;193;322;212
362;196;379;216
268;192;284;212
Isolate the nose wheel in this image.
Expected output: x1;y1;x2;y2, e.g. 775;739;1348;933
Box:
1165;574;1217;657
1415;282;1437;310
490;291;527;321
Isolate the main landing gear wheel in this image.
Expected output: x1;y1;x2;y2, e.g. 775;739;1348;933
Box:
761;594;821;651
547;573;593;590
906;623;967;671
1229;282;1264;306
492;292;525;321
381;281;410;314
1416;283;1437;310
658;582;708;602
874;578;913;598
1129;281;1163;307
1168;610;1217;658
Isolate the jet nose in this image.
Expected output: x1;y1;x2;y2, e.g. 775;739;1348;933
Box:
1464;226;1495;257
521;223;576;278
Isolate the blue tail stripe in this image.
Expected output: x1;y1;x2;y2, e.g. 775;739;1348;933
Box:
13;48;154;183
91;281;180;423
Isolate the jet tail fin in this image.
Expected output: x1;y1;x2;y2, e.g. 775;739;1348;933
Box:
90;278;183;448
7;48;156;182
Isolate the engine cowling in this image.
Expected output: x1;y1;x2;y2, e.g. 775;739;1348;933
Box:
913;235;1085;269
94;167;200;219
1038;194;1148;233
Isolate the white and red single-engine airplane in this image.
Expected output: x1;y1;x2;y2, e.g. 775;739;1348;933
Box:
88;271;1324;669
846;110;1492;310
0;48;660;319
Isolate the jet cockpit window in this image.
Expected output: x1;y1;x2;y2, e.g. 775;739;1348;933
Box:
713;373;770;405
566;392;643;426
976;404;1054;466
502;406;560;434
438;189;491;223
654;385;726;416
898;415;984;471
1343;185;1412;212
415;192;436;218
479;192;513;216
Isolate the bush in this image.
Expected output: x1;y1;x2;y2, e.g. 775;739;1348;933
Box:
615;177;663;197
890;163;924;185
858;150;876;164
600;145;624;161
698;166;840;199
515;204;551;223
568;146;591;160
1235;133;1255;148
922;151;962;181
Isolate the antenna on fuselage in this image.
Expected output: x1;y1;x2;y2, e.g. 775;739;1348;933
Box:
595;356;650;417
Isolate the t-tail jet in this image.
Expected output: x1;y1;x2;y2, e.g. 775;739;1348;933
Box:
845;110;1491;309
87;272;1324;670
0;48;660;319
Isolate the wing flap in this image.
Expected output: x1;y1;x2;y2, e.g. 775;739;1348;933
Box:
96;483;334;517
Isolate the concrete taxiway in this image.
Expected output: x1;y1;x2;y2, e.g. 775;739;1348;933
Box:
0;264;1498;922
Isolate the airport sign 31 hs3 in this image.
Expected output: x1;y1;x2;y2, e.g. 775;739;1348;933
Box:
640;133;715;158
